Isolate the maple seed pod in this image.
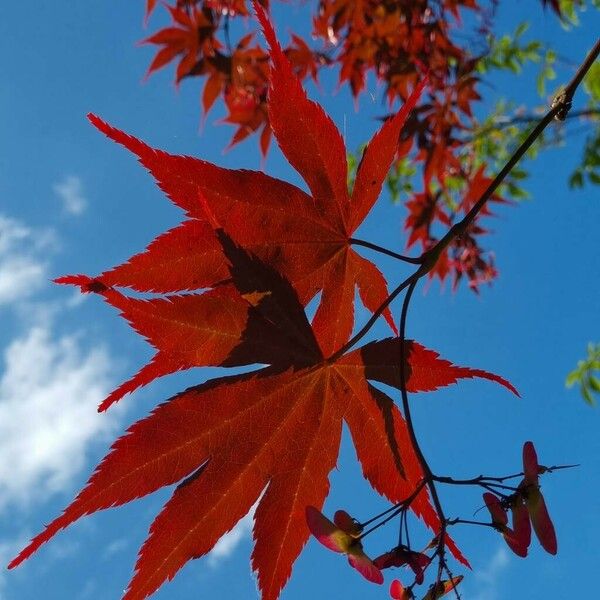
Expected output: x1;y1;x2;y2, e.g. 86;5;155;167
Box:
305;507;383;584
520;441;558;555
421;575;463;600
390;579;413;600
374;547;429;584
483;491;528;557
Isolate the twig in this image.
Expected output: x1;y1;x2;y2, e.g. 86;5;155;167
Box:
433;473;524;485
328;271;419;362
359;479;427;538
359;479;426;529
350;237;422;264
465;108;600;142
552;38;600;122
447;518;498;530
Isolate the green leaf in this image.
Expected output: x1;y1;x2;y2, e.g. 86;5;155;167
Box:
582;386;596;406
589;375;600;393
569;170;584;189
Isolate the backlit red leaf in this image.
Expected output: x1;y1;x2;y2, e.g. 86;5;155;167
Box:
341;337;519;396
85;96;405;357
145;0;158;23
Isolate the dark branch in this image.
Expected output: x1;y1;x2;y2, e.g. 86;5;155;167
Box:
466;108;600;142
350;237;422;264
553;38;600;121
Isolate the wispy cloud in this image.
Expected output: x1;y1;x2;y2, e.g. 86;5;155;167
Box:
467;546;510;600
0;212;119;512
0;326;118;510
207;505;256;568
0;215;53;305
53;175;87;216
102;538;128;560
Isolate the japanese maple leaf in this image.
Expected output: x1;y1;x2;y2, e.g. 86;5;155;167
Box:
9;5;518;600
144;0;157;23
81;3;426;387
142;4;219;83
10;221;515;600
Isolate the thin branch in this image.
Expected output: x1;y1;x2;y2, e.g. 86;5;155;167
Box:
359;479;426;529
359;479;427;537
433;473;524;485
554;38;600;121
447;518;497;530
433;464;579;486
465;108;600;142
328;271;419;362
398;279;449;589
350;237;423;264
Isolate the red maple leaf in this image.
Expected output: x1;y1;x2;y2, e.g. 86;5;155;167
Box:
9;4;518;599
144;0;157;23
142;4;220;83
63;18;427;398
9;224;514;598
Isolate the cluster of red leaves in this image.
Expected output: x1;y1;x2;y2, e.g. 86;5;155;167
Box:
140;0;562;292
484;441;557;558
313;0;512;291
143;0;320;156
9;5;518;600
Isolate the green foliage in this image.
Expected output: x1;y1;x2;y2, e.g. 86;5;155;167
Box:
386;157;417;204
566;343;600;406
558;0;600;27
476;18;600;197
569;130;600;188
584;62;600;102
568;62;600;189
478;22;557;97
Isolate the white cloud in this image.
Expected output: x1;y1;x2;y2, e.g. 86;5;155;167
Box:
53;175;87;216
78;579;98;600
0;216;52;306
0;217;30;254
0;326;119;510
207;505;256;568
0;212;123;599
0;256;45;305
467;546;510;600
0;212;119;512
102;538;128;560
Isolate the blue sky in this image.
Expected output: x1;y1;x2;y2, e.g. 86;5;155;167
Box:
0;2;598;600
